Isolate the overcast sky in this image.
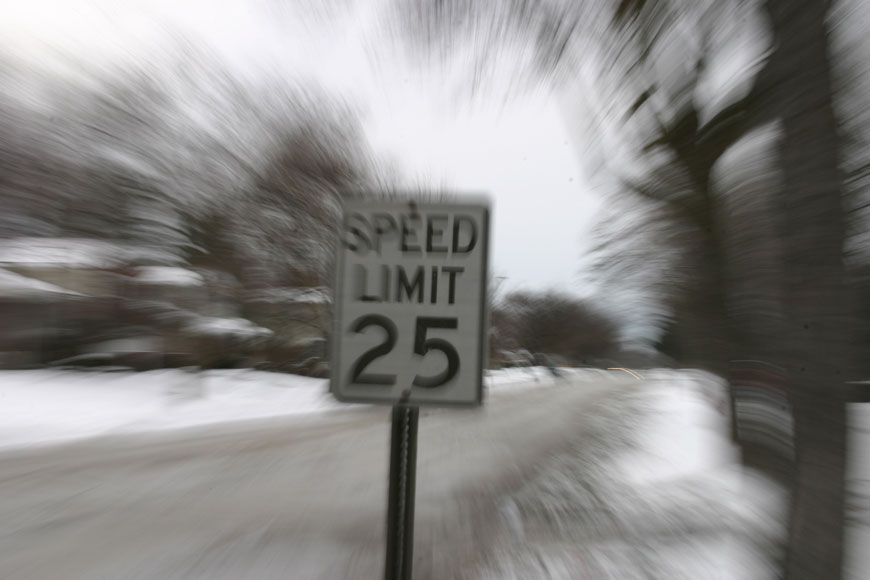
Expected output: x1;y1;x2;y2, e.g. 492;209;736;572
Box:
2;0;603;294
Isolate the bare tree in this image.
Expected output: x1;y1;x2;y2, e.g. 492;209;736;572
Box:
579;191;695;355
1;38;375;288
498;289;618;363
387;0;864;577
187;86;375;289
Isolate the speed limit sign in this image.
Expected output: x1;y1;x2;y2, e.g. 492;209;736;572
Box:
331;198;490;407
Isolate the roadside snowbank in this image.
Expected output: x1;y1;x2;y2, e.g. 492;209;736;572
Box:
479;371;787;580
0;366;583;450
0;369;335;449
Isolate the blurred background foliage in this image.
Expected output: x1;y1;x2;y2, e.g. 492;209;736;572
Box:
0;34;381;374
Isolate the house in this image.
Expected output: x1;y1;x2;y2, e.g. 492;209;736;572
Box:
0;237;330;372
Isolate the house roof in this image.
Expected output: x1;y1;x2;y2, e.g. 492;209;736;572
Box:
246;286;331;304
0;237;172;269
0;268;83;301
183;315;274;339
134;266;205;287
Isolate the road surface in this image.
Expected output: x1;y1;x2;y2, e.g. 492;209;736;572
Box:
0;375;629;579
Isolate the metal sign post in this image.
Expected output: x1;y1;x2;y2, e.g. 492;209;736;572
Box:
330;197;489;580
384;395;418;580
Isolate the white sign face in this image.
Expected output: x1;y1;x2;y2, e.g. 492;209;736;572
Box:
331;199;489;407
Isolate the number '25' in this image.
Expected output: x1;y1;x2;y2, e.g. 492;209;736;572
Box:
349;315;460;388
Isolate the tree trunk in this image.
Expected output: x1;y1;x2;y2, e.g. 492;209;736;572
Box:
669;211;731;375
663;126;733;377
763;1;854;578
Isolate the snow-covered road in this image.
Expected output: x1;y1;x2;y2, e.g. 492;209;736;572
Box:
0;372;626;579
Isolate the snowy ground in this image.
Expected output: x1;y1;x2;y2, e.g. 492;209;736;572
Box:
474;370;869;580
0;368;341;449
469;370;785;580
0;367;866;579
0;366;606;450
